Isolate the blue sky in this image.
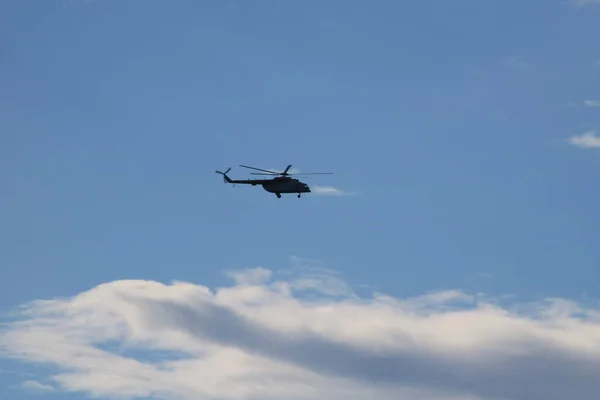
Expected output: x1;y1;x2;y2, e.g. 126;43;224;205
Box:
1;1;600;399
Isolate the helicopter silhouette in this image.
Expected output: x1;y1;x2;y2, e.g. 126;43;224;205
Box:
215;164;332;198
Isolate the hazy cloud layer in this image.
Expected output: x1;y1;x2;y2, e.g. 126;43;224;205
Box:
1;267;600;400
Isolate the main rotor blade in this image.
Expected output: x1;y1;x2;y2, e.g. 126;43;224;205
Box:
239;165;280;174
249;172;333;175
249;172;333;176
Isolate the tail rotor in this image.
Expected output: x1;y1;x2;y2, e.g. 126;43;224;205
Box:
215;167;231;183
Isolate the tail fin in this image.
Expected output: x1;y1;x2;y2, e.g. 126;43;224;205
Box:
215;167;233;183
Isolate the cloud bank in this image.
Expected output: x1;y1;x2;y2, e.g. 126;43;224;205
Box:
568;130;600;148
1;267;600;400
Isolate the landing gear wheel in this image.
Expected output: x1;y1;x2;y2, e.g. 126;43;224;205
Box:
276;193;281;198
297;194;301;198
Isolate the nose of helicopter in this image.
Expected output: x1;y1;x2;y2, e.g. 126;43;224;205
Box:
304;183;311;192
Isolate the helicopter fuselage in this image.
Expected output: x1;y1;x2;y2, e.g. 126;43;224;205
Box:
216;164;329;198
230;176;311;197
261;177;311;194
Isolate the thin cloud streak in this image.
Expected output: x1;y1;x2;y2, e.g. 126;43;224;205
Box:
310;186;352;196
568;130;600;148
502;55;533;72
1;267;600;400
571;0;600;7
583;100;600;107
20;380;55;392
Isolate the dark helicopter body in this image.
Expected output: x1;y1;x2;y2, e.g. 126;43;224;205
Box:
223;174;311;197
215;164;330;198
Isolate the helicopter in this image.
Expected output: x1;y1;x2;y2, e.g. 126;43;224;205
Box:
215;164;332;198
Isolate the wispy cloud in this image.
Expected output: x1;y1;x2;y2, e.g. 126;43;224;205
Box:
568;130;600;148
502;55;533;72
571;0;600;7
583;100;600;107
62;0;97;7
311;186;352;196
2;267;600;400
284;256;354;297
20;380;55;392
225;267;272;285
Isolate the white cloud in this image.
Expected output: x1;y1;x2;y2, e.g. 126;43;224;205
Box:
2;267;600;400
583;100;600;107
568;130;600;148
